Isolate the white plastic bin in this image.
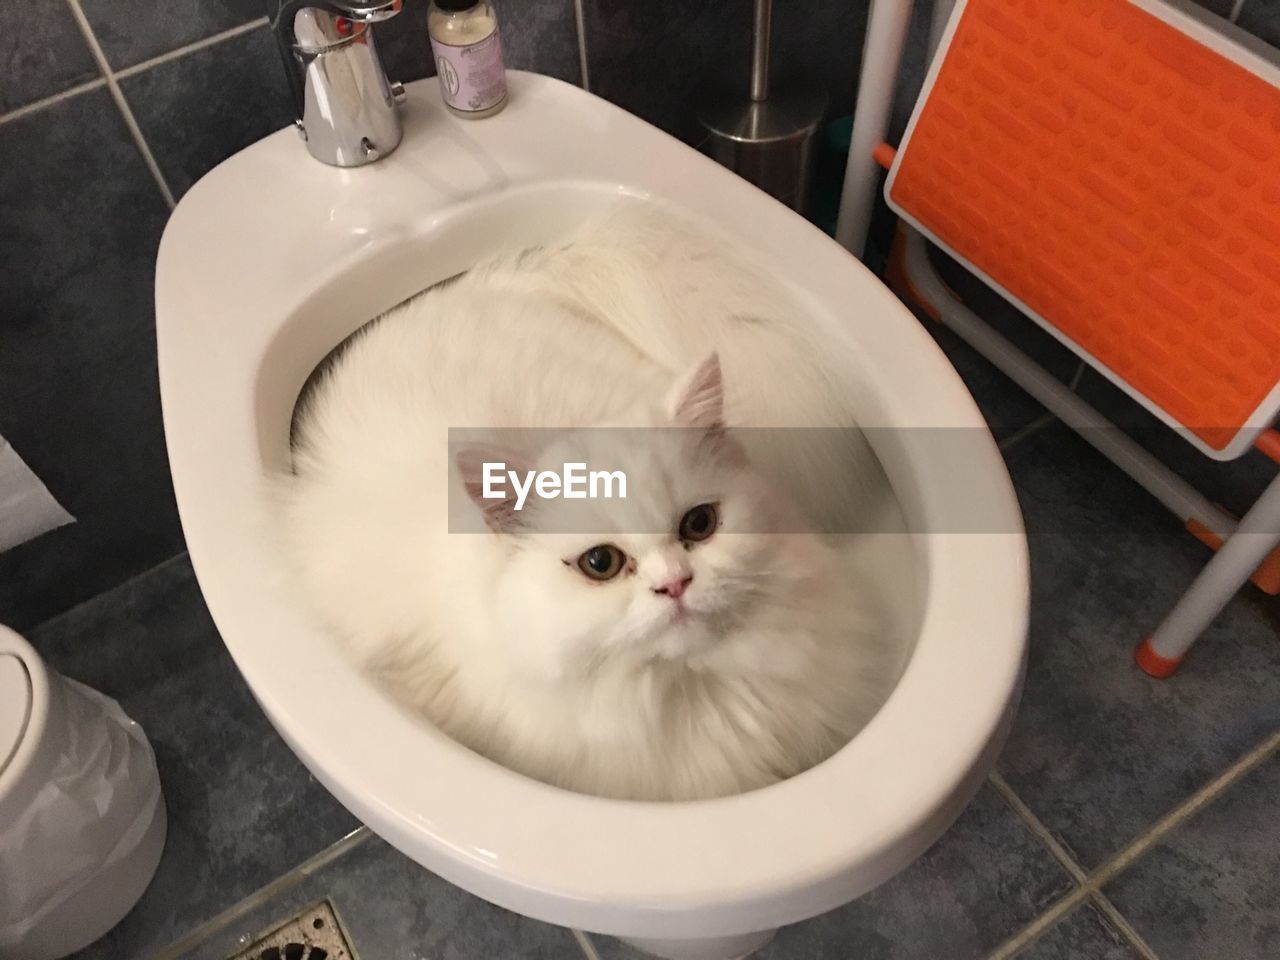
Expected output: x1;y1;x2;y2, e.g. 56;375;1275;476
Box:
0;624;166;960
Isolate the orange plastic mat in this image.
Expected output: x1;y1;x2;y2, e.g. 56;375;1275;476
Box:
887;0;1280;456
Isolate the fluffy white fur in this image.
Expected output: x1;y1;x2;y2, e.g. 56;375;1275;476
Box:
278;207;896;800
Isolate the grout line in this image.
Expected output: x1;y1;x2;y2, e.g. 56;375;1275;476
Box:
572;0;591;92
990;773;1160;959
997;412;1057;453
987;890;1088;960
1228;0;1248;23
1089;891;1162;960
115;17;270;80
1067;360;1086;392
29;551;191;639
986;729;1280;959
983;770;1095;958
63;0;177;209
0;78;106;126
1079;729;1279;889
0;13;267;127
573;929;604;960
988;772;1089;885
151;827;372;960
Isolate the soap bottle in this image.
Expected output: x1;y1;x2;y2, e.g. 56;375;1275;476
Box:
427;0;509;119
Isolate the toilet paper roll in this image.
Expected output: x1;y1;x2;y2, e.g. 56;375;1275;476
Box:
0;437;74;553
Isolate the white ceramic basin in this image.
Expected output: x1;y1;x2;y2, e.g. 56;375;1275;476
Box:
156;72;1027;959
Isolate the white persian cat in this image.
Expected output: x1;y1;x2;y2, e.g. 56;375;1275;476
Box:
278;207;896;800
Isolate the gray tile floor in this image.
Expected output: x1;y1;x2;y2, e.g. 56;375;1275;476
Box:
29;317;1280;960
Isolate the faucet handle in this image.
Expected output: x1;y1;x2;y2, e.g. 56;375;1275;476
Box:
330;0;402;23
274;0;401;51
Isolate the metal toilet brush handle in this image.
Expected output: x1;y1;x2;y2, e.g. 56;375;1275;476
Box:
751;0;770;102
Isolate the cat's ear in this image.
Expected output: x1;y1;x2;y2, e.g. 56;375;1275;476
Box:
666;352;724;432
456;445;531;534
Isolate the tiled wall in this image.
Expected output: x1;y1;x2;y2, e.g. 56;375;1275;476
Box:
1;0;1277;631
0;0;583;631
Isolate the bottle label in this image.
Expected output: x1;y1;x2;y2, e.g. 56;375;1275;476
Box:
430;29;507;113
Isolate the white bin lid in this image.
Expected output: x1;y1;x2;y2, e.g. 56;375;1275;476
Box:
0;654;32;775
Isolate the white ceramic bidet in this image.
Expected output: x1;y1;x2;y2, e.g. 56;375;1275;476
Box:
155;73;1028;960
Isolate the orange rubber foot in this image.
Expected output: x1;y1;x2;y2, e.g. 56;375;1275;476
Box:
1135;637;1184;679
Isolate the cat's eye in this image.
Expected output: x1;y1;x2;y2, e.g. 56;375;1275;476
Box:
577;544;627;581
678;503;719;543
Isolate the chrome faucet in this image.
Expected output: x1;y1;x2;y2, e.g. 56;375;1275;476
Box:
273;0;407;167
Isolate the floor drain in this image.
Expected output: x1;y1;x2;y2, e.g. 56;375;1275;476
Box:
225;900;357;960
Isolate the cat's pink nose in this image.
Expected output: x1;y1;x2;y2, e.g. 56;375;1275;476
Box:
653;574;693;599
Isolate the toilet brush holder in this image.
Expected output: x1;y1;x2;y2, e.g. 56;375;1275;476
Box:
697;0;827;213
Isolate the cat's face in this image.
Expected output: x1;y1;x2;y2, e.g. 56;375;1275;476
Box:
500;433;792;674
459;354;820;679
